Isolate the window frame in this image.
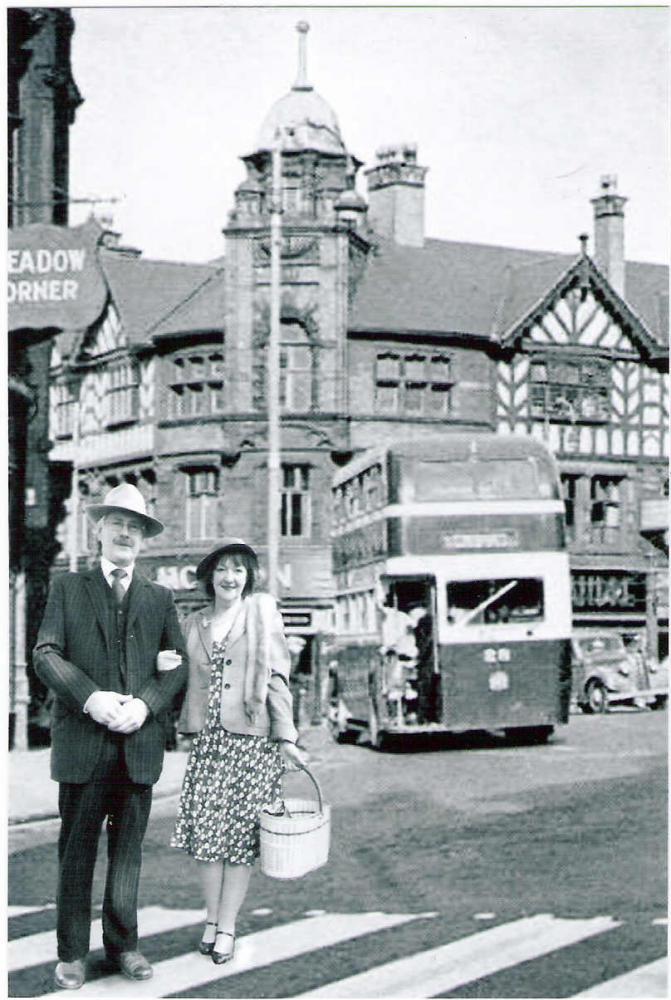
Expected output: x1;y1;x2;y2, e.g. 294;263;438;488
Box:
280;463;311;539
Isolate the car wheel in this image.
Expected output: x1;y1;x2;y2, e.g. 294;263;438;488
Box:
586;680;609;714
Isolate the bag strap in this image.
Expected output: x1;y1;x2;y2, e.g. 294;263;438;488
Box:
281;762;324;815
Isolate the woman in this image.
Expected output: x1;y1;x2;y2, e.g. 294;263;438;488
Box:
171;538;303;964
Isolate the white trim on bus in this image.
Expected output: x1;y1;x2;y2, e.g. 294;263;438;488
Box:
383;500;565;518
383;552;572;645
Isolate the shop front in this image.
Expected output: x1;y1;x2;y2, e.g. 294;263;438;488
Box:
570;567;668;661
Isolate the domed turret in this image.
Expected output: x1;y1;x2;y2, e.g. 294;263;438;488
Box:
255;22;346;157
228;22;364;226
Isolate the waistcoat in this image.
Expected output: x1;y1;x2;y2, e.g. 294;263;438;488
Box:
105;583;130;694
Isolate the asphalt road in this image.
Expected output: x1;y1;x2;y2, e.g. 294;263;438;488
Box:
8;709;668;998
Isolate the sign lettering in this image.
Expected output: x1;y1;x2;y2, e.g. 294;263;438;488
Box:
571;572;645;612
8;220;108;332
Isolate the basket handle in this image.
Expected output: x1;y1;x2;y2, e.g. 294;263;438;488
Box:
282;761;324;815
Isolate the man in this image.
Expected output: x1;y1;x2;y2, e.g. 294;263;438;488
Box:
34;483;187;990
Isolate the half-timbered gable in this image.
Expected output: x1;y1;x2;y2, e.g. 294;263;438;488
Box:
496;253;668;464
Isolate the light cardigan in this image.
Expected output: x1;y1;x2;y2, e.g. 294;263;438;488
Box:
177;591;298;743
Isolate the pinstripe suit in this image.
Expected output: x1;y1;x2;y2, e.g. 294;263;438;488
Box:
33;566;187;961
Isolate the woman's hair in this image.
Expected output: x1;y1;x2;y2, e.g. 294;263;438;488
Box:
200;547;257;600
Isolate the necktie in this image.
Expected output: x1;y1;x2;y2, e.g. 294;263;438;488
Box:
110;568;127;606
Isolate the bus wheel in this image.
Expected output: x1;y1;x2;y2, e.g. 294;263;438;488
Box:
586;680;609;714
650;695;668;711
506;725;554;745
328;700;354;743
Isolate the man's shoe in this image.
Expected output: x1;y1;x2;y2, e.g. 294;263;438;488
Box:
115;951;153;981
54;959;86;990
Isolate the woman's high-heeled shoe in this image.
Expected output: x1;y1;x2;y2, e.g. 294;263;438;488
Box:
212;930;236;965
198;921;217;955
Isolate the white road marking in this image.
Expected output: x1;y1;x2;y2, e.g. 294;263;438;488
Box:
571;957;667;998
473;912;496;920
293;914;620;998
8;904;56;918
9;906;205;973
34;911;431;998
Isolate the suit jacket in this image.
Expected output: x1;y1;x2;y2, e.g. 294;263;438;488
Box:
177;592;297;743
33;567;188;785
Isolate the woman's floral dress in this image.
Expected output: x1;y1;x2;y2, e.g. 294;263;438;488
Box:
171;637;284;865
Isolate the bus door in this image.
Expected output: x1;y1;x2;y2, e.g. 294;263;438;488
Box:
379;576;439;725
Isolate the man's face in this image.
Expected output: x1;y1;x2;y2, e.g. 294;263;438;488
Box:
97;512;145;566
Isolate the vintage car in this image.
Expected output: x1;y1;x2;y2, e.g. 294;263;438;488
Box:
571;630;668;713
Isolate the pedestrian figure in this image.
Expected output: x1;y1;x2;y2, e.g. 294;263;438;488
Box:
33;483;187;990
170;538;304;965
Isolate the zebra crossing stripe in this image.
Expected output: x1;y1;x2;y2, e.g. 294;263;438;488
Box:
8;905;56;918
294;913;620;998
570;957;667;998
34;911;430;999
9;906;204;973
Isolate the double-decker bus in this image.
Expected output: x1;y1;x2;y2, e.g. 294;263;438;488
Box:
329;434;572;748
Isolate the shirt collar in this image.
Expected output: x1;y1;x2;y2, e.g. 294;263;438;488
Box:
100;556;135;588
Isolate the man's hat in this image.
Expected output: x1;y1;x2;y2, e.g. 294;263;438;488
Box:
86;483;164;538
195;538;258;581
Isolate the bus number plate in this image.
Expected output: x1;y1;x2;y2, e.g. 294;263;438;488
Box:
488;670;510;692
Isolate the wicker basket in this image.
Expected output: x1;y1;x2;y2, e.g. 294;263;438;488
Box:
260;764;331;880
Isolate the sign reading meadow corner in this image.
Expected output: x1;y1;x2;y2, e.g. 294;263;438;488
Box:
8;220;108;332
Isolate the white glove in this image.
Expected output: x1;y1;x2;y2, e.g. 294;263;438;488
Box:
157;649;182;672
84;691;132;726
107;697;149;734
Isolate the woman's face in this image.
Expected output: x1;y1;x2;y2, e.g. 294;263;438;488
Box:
211;555;247;606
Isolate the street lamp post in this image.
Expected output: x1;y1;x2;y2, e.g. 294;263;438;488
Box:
68;391;80;573
267;130;283;597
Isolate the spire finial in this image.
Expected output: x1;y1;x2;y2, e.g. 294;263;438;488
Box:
294;21;312;91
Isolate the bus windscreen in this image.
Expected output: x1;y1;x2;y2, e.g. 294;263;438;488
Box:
446;577;544;627
415;459;551;500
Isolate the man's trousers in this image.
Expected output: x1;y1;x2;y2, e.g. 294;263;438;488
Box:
56;737;152;962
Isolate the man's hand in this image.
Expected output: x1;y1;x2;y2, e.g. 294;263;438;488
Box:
106;698;149;734
84;691;133;726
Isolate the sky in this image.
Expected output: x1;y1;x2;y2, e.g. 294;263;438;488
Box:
67;5;670;266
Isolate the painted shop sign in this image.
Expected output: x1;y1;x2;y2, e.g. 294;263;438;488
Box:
150;562;294;592
571;571;646;613
8;219;108;331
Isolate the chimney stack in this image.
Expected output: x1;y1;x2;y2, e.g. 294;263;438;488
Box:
365;143;427;248
591;174;627;297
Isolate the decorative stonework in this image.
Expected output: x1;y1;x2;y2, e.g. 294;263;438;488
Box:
253;235;320;265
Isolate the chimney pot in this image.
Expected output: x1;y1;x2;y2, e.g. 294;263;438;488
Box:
590;175;627;296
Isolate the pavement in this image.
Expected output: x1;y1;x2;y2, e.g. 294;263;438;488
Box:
7;722;334;825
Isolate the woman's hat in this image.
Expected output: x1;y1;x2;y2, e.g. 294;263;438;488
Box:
196;538;258;580
86;483;164;538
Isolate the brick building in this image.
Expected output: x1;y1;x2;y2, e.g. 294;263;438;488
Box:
47;26;668;706
8;7;82;747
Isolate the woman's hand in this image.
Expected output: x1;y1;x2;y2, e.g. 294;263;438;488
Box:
279;740;306;770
